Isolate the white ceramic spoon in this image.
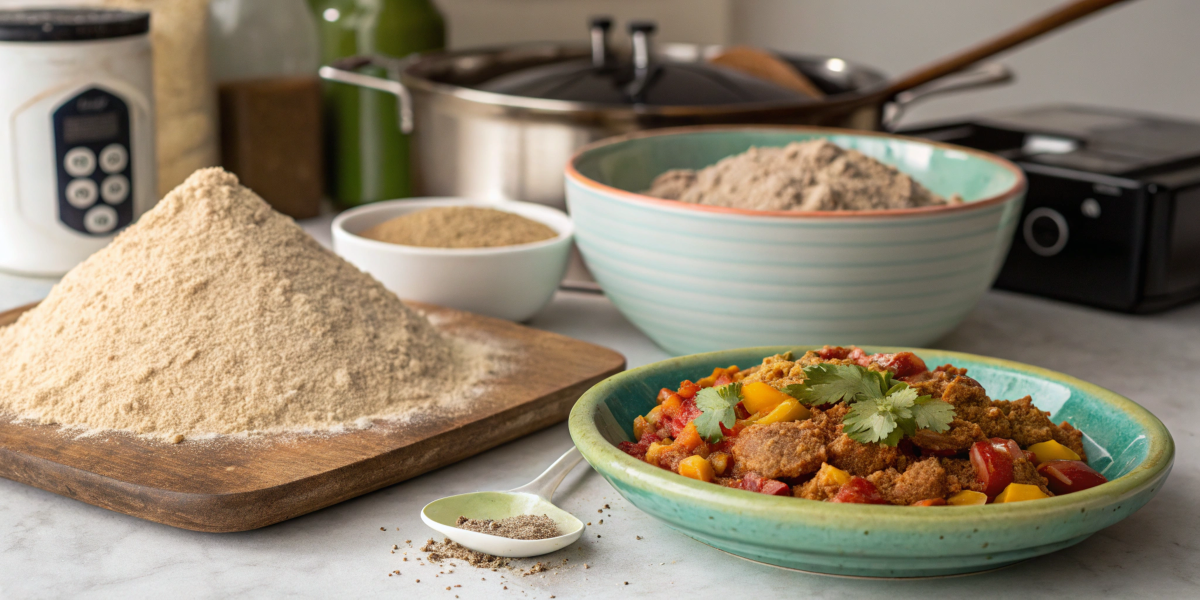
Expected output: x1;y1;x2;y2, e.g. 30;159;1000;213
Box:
420;447;586;558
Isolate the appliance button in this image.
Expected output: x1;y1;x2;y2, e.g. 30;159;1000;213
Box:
65;178;99;209
100;174;130;205
1081;198;1102;218
64;147;96;177
99;144;129;174
1023;207;1069;257
83;205;119;234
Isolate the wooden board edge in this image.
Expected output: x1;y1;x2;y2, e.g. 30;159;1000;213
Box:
0;355;624;532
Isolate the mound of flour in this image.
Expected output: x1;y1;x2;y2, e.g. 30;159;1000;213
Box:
645;139;956;211
0;168;486;442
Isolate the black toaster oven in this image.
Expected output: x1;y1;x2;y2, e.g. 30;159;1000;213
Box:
903;105;1200;313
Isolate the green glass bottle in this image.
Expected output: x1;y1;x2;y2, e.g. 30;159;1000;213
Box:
310;0;445;206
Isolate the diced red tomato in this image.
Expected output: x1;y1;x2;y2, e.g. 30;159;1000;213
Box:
818;346;852;360
970;440;1014;497
712;373;733;387
831;477;888;504
1037;460;1108;495
740;472;791;496
872;351;929;380
617;431;661;460
990;438;1025;462
911;498;947;507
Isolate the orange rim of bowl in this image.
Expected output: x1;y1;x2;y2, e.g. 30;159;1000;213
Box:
564;124;1028;219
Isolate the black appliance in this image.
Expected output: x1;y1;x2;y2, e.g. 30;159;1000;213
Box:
902;105;1200;313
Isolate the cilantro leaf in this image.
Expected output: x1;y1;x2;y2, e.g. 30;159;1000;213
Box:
692;383;742;443
784;364;887;406
911;396;955;433
842;385;924;446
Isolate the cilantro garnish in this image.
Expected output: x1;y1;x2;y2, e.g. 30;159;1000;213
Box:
693;382;742;443
784;364;954;446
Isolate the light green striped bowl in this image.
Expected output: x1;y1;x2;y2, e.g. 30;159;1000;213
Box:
568;346;1174;578
565;126;1027;355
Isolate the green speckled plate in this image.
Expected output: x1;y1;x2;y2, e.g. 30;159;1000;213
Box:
568;346;1174;578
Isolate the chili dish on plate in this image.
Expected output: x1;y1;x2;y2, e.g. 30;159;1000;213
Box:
618;346;1106;506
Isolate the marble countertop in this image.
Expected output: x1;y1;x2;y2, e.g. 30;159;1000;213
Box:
1;218;1196;598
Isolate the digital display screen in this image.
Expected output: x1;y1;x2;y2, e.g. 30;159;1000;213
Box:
63;113;120;144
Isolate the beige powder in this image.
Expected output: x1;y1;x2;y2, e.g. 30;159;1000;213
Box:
645;139;959;212
359;206;558;249
0;168;487;442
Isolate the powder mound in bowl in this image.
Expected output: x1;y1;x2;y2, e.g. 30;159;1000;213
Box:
644;139;961;212
455;514;560;540
359;206;558;249
0;168;486;441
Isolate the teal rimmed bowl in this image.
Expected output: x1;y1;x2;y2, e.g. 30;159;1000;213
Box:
564;126;1026;356
568;346;1174;578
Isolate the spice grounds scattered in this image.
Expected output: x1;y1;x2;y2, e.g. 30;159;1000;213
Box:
422;538;507;569
646;139;960;212
455;515;560;540
0;168;492;441
359;206;558;249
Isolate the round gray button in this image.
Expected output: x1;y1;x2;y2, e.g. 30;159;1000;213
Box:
1023;207;1069;257
64;147;96;177
83;205;118;234
99;144;129;174
65;178;98;209
100;174;130;205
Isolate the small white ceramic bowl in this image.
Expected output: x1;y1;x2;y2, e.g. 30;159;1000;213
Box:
332;198;574;321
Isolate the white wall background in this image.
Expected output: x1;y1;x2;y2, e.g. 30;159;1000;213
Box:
730;0;1200;126
437;0;730;48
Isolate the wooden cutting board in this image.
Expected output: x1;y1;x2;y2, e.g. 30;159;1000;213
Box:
0;301;624;532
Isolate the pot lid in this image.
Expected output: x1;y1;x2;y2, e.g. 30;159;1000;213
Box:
477;19;808;106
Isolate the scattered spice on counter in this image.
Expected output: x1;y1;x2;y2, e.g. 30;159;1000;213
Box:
0;168;494;441
521;563;548;577
359;206;558;249
645;139;960;212
455;515;559;540
422;538;508;569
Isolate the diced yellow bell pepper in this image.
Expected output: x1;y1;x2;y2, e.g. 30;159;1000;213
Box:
815;463;851;487
645;442;669;466
633;416;651;440
993;483;1050;503
946;490;988;506
660;393;682;416
645;405;664;426
740;382;794;414
1027;439;1081;464
678;455;715;482
673;422;703;452
709;452;731;476
754;399;811;425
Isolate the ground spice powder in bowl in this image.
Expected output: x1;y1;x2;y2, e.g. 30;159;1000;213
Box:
359;206;558;249
0;168;492;442
645;139;962;211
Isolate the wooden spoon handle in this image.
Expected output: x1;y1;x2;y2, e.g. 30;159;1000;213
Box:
882;0;1130;98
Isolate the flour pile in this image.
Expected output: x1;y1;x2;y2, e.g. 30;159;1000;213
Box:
0;168;486;442
645;139;958;212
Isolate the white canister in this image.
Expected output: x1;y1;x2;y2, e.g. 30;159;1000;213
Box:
0;8;156;276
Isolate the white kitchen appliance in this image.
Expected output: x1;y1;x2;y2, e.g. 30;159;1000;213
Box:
0;8;155;276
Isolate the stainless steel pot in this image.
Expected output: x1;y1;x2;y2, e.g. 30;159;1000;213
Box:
320;43;1011;209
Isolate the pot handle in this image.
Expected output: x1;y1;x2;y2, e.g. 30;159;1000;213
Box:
318;55;415;134
881;62;1013;130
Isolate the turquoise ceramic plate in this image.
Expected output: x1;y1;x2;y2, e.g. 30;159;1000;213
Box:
568;347;1174;578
